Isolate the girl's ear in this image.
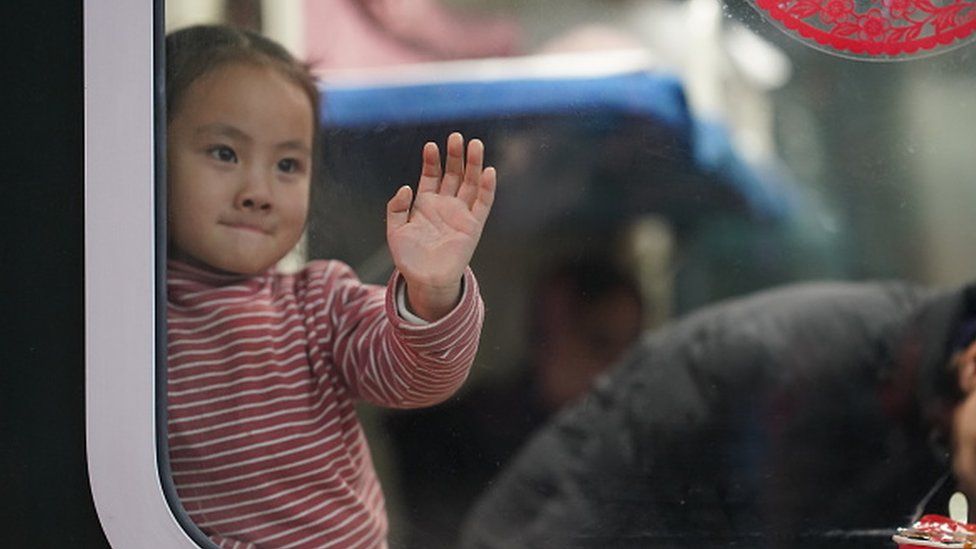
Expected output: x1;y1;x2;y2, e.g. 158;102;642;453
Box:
957;341;976;394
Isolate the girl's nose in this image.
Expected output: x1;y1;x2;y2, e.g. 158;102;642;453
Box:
236;174;273;211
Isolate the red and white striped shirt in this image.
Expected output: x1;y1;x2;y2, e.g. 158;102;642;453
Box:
166;259;484;548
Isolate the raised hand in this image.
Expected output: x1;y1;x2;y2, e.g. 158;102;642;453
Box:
386;133;497;321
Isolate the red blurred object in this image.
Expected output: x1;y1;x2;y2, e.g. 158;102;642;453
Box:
894;514;976;547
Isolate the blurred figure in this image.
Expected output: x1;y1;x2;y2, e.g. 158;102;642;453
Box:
383;254;645;548
530;255;645;411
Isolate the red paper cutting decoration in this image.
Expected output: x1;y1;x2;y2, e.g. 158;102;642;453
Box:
750;0;976;59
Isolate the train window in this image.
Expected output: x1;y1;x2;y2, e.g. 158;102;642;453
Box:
88;0;976;547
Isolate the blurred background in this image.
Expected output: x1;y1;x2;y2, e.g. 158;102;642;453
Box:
166;1;976;547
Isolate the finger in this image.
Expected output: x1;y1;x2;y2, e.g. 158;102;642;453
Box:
386;185;413;233
458;138;484;207
439;132;465;196
471;167;496;225
417;142;441;194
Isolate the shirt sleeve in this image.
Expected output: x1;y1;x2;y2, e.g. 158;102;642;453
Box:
395;276;429;325
314;261;484;409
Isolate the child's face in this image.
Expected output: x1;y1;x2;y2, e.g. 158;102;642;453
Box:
167;62;314;275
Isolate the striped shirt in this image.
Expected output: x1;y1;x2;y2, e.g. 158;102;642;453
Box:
166;259;484;548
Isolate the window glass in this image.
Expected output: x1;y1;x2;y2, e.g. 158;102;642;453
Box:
163;1;976;547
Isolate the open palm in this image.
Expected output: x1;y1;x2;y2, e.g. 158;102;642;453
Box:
386;133;496;320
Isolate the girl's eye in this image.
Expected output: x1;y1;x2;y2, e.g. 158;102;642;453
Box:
208;145;237;163
277;158;302;174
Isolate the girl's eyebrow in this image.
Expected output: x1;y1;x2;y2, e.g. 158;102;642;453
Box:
195;123;250;142
277;140;311;154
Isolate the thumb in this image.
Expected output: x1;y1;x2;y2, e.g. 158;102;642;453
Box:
386;185;413;233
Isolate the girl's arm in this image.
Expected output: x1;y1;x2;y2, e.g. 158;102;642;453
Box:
322;261;484;408
319;134;495;408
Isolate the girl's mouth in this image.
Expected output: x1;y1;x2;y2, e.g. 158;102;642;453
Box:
220;221;269;234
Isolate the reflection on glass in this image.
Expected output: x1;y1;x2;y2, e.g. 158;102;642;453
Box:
163;1;976;548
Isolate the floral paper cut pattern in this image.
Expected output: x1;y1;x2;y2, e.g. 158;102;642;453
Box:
753;0;976;58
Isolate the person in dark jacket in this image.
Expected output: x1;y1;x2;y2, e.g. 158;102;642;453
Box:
460;280;976;548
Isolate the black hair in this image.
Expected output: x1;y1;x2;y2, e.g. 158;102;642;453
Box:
543;255;644;309
528;254;646;344
165;24;319;128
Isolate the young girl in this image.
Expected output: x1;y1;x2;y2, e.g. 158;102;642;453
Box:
164;25;496;548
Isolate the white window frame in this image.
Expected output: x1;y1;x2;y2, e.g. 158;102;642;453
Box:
84;1;201;546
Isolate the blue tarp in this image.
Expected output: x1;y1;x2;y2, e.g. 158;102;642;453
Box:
320;72;691;131
318;70;800;222
692;119;799;221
